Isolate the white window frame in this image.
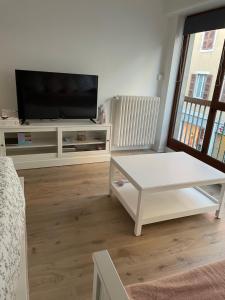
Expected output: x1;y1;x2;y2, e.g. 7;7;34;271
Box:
200;30;217;52
193;72;209;99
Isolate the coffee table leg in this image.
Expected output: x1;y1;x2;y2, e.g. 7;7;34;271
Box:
134;191;143;236
216;183;225;219
109;159;113;196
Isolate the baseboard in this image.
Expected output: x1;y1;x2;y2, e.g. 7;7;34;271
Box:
14;154;111;170
111;145;152;151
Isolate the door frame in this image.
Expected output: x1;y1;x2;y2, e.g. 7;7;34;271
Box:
167;32;225;172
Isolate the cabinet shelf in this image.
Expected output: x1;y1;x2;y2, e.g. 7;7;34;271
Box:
63;139;105;146
6;141;57;149
111;182;219;224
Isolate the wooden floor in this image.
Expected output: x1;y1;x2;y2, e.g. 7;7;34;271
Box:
18;160;225;300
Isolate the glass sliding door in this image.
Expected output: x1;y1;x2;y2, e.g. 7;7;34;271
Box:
168;7;225;172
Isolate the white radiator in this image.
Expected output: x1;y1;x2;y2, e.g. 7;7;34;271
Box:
111;96;160;149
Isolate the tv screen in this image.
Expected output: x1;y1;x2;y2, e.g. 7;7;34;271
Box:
15;70;98;120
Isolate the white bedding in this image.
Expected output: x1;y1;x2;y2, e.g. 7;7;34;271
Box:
0;157;25;300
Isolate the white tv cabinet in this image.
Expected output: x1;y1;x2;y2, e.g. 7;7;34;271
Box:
0;120;111;170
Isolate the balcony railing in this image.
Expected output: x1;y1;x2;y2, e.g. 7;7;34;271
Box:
176;96;225;163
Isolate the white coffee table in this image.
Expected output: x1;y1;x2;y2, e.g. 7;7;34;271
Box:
110;152;225;236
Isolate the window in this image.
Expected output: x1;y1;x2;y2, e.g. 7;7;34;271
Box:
188;73;212;99
194;74;207;98
168;8;225;172
201;30;216;51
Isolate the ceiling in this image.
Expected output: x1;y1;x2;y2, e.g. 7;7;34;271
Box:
163;0;225;16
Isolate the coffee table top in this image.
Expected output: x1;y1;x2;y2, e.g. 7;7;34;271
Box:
112;152;225;192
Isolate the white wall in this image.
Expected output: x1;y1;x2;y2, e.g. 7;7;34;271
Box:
153;15;184;152
0;0;166;112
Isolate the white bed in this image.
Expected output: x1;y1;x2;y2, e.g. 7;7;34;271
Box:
15;177;29;300
0;158;29;300
92;250;129;300
92;250;225;300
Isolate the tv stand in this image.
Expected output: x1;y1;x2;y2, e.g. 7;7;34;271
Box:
0;122;111;170
90;118;96;124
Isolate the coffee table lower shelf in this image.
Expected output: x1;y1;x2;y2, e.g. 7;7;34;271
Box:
111;182;219;226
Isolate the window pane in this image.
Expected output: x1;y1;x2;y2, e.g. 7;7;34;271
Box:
173;28;225;151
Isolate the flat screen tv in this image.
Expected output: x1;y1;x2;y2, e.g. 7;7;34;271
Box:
15;70;98;121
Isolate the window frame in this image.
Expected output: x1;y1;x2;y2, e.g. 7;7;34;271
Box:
220;76;225;102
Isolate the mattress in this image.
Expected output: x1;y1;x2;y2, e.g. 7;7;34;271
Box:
0;157;25;300
126;259;225;300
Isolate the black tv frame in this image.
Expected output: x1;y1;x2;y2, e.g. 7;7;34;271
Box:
15;70;98;123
